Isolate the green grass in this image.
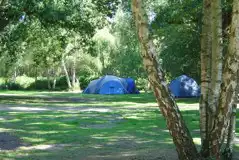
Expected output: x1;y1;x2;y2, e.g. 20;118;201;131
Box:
0;92;237;160
0;90;199;104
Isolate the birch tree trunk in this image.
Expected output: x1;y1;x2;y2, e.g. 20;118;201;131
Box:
222;70;239;159
47;69;51;90
208;0;223;156
131;1;199;159
71;57;76;89
62;55;72;89
12;66;17;83
52;68;57;90
35;67;38;82
199;0;212;157
72;37;78;90
209;0;223;118
52;77;57;90
209;0;239;158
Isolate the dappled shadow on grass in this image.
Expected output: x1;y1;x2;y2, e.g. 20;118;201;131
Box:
0;132;25;150
0;107;178;160
0;92;200;105
0;94;237;160
0;96;98;105
0;107;209;160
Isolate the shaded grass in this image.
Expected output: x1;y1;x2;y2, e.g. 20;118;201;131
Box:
0;92;237;160
0;90;199;104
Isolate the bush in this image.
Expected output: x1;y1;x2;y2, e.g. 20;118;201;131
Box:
0;77;6;85
6;82;23;90
79;75;98;89
15;75;35;89
0;82;23;90
0;76;34;90
0;78;6;90
27;77;69;91
0;75;99;91
54;76;69;90
136;78;148;91
0;84;7;90
27;78;50;90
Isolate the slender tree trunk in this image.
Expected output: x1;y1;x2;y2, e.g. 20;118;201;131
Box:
208;0;223;156
222;1;232;56
35;67;38;89
47;69;51;90
71;58;76;89
52;78;56;90
131;1;199;160
62;55;72;89
35;67;38;82
209;0;239;158
209;0;223;116
222;70;239;159
200;0;212;157
52;68;57;90
12;66;17;83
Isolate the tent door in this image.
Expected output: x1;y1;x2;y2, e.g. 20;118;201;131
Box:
109;86;114;94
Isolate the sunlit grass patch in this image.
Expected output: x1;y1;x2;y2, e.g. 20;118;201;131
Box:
0;92;237;159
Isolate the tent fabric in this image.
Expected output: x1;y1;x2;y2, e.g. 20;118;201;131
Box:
83;75;139;95
169;75;200;98
125;78;137;94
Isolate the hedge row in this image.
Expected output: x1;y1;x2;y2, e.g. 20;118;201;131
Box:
0;75;148;91
0;76;80;91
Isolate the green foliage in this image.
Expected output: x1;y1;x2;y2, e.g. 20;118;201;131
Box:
27;79;50;90
111;7;145;78
93;5;146;79
0;76;34;90
15;75;35;89
151;0;202;82
55;76;71;90
0;76;70;91
0;0;208;90
78;75;98;90
6;82;23;90
0;0;120;84
136;78;148;91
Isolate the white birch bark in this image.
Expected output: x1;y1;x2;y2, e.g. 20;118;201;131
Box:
62;54;72;89
132;1;199;159
200;0;212;157
210;0;239;158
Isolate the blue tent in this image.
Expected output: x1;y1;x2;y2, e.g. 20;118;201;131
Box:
125;78;138;94
83;75;139;95
169;75;200;98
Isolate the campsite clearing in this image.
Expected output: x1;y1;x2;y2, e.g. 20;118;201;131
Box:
0;91;238;160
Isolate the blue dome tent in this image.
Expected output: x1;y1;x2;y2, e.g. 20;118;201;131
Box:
83;75;139;95
169;75;200;98
125;78;138;94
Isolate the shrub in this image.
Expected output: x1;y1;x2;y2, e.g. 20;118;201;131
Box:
27;78;50;90
15;75;35;89
55;76;69;90
0;78;6;90
27;77;69;91
136;78;148;91
6;82;23;90
0;77;6;85
79;75;98;89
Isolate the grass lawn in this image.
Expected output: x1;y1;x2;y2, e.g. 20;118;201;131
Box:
0;91;238;160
